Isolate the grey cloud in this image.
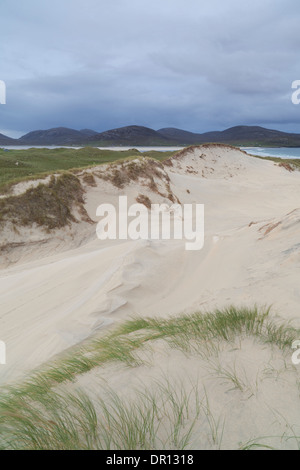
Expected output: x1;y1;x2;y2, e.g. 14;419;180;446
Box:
1;0;300;136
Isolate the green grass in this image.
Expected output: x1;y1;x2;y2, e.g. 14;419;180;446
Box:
0;380;204;450
1;306;297;404
1;306;300;449
0;147;176;193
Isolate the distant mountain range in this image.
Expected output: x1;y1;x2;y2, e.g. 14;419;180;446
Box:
0;132;17;145
1;125;300;147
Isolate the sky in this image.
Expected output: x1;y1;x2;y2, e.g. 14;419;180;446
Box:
0;0;300;138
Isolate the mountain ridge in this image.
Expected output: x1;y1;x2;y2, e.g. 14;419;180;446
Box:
1;124;300;147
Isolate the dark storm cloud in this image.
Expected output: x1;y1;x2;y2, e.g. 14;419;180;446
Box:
0;0;300;137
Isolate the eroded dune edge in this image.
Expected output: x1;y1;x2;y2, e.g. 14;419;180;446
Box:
1;144;300;450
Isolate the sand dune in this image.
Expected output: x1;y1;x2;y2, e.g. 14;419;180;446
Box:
0;144;300;388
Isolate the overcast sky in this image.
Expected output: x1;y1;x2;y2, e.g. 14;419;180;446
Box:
1;0;300;137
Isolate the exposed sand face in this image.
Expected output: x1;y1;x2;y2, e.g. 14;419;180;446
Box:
0;145;300;390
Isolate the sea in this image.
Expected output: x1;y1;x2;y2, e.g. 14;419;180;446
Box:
242;147;300;159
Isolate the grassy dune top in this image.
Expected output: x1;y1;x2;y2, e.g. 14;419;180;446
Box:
0;147;176;193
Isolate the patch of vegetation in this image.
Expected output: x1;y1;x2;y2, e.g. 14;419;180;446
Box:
278;162;295;172
95;157;179;202
136;194;152;209
0;147;176;194
82;172;97;187
0;380;205;450
250;154;300;171
2;306;298;400
0;173;91;229
98;158;168;189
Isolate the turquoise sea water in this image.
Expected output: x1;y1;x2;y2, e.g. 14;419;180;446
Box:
243;147;300;159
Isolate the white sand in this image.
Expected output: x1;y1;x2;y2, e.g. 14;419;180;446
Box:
71;336;300;450
0;145;300;431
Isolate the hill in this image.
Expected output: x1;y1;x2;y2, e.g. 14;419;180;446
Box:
89;125;171;145
158;125;300;146
18;127;86;145
0;132;18;145
2;124;300;147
